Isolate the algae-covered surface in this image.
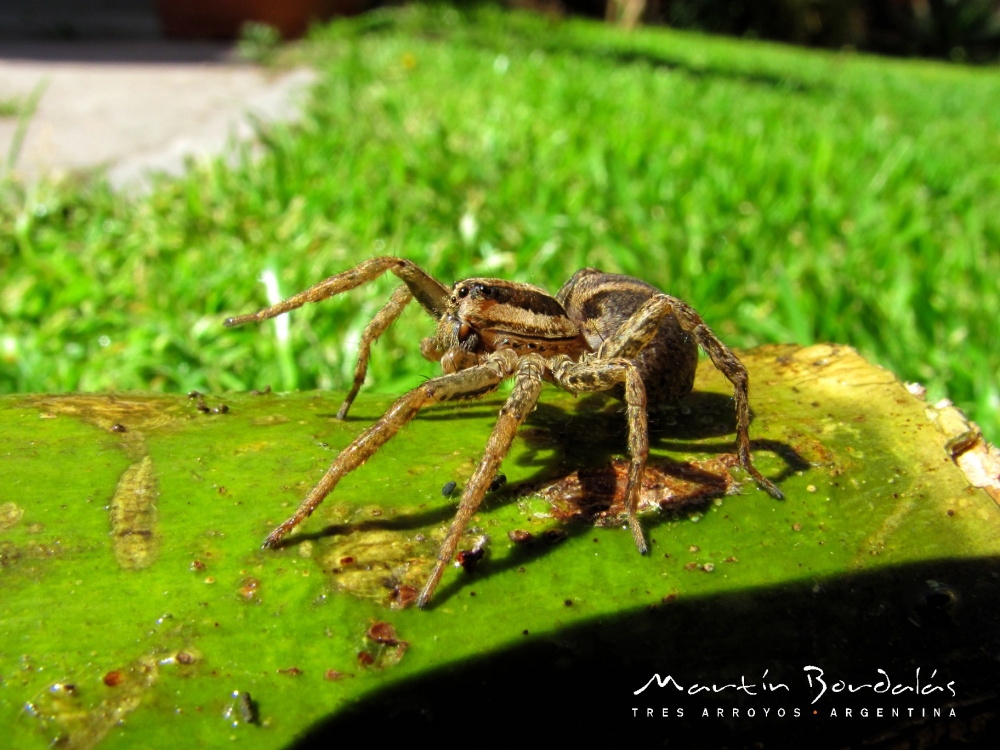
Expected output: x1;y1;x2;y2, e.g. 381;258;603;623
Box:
2;344;999;748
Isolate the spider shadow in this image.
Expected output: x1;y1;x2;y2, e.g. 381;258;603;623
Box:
266;507;465;548
426;390;807;604
511;390;807;490
316;404;507;423
273;389;807;605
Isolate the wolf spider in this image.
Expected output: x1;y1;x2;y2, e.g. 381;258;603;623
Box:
225;257;783;606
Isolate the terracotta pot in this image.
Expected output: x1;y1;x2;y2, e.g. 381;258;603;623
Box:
158;0;368;40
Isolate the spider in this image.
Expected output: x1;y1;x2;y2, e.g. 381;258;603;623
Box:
225;257;783;607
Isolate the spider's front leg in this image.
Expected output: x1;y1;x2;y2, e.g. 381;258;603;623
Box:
262;349;520;550
224;256;449;328
224;256;452;419
549;356;651;554
336;284;412;420
418;353;547;607
602;293;783;501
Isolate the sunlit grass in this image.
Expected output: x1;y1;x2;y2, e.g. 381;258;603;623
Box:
0;97;22;118
1;4;998;442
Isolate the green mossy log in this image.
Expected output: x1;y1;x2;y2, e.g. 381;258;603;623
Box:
2;344;999;748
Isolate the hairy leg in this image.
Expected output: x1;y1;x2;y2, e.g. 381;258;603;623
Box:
224;256;451;327
262;349;520;550
336;284;413;420
550;356;650;553
419;353;546;607
603;293;783;500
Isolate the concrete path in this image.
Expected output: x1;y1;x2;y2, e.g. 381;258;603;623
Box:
0;41;316;189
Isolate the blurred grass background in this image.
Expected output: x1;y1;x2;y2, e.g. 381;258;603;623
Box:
1;3;998;443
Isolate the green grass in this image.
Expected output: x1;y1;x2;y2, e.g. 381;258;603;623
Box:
1;3;998;444
0;97;21;118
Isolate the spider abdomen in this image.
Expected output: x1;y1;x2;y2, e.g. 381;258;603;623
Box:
557;269;698;405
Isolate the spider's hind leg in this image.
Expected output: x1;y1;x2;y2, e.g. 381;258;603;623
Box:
618;294;784;501
663;296;783;499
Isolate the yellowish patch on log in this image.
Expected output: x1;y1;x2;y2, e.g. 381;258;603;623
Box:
109;455;158;570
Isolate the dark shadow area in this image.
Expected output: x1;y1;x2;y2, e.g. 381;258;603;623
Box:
292;556;1000;748
278;391;802;606
519;390;804;484
0;40;236;64
277;511;458;546
0;0;161;44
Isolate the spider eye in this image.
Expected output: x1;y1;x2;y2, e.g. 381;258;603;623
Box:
480;286;493;298
457;287;469;299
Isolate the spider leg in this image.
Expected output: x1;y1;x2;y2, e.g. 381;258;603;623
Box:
336;284;413;420
419;353;546;607
262;349;520;550
549;356;650;554
224;256;450;327
602;294;783;501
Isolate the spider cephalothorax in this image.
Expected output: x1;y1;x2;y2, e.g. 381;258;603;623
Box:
225;257;782;606
425;278;591;373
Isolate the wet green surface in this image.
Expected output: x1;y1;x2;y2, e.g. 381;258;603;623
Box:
1;345;998;748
